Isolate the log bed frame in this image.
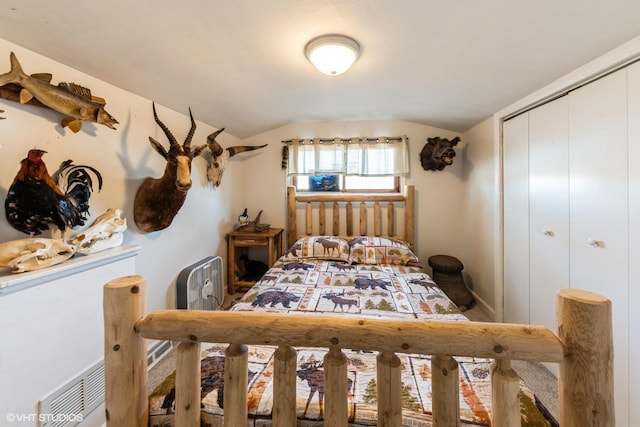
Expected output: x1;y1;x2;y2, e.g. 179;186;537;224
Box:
286;185;415;248
103;186;615;427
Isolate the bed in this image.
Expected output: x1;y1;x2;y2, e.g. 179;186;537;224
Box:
103;185;614;427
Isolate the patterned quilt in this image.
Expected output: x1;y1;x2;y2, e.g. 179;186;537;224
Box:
235;260;465;320
149;255;557;427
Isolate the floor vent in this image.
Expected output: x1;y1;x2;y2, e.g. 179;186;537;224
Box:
38;359;104;426
38;340;174;426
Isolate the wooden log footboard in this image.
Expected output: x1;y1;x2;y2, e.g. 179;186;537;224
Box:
104;275;614;427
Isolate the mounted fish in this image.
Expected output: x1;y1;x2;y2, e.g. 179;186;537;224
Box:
0;52;118;133
133;103;208;233
1;81;47;108
5;149;102;236
0;82;45;119
204;129;268;187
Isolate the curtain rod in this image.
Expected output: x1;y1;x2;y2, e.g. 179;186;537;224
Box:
281;136;406;144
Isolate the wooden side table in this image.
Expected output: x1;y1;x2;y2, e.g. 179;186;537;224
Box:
226;227;283;294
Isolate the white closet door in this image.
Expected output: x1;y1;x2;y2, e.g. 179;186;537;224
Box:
627;60;640;425
569;68;629;425
503;113;529;324
528;96;569;333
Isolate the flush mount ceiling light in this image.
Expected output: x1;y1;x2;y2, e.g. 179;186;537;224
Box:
305;34;361;76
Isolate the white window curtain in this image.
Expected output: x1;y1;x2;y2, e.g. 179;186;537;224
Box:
285;136;409;176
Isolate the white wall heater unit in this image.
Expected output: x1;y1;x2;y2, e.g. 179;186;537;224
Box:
176;256;224;311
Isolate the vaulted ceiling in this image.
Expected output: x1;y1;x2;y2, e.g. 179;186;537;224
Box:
1;1;640;138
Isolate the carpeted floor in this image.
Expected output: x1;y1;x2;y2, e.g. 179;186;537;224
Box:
463;305;559;420
148;293;560;421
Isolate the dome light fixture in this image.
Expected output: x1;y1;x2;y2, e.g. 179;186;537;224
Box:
305;34;361;76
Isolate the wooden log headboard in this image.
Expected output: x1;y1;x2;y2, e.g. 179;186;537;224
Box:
286;185;415;248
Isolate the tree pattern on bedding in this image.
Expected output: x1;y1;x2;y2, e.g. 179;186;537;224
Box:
232;261;462;320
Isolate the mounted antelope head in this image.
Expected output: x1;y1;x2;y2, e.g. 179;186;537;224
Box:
205;129;267;187
133;103;208;233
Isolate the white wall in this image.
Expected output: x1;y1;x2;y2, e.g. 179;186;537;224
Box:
461;118;496;316
0;252;136;424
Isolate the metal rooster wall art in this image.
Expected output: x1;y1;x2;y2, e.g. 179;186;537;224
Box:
4;148;102;236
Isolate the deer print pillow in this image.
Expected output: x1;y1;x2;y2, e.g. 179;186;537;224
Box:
281;236;350;263
348;236;421;266
281;236;349;262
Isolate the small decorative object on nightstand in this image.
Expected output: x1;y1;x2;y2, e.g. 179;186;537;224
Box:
235;210;270;232
226;227;283;294
238;208;250;227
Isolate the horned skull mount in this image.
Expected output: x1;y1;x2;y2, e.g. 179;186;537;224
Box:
420;136;460;171
205;128;268;187
0;238;75;273
69;208;127;255
133;103;208;233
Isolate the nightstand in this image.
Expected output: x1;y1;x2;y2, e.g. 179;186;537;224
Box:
226;228;283;294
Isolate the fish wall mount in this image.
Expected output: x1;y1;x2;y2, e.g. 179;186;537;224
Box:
0;51;118;133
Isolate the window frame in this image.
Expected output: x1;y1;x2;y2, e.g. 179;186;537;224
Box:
285;135;407;194
291;175;401;193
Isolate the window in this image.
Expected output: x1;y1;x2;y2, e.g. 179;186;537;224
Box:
294;175;399;192
285;136;408;192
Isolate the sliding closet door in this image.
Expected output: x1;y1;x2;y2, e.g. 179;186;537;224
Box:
503;113;529;324
569;68;629;424
627;60;640;425
528;96;569;332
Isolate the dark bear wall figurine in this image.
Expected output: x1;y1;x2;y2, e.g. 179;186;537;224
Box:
420;136;460;171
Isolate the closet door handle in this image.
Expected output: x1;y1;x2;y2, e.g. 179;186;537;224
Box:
542;229;554;237
587;238;601;248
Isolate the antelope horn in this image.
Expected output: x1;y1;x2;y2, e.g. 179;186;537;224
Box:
206;128;225;157
228;144;268;157
184;108;196;148
152;102;178;147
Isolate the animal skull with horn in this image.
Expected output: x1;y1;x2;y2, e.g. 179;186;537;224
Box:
133;103;208;233
205;129;267;187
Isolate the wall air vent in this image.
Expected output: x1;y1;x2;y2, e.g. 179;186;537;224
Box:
38;359;104;426
38;340;173;426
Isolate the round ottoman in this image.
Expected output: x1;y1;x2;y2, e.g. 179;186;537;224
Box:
428;255;475;311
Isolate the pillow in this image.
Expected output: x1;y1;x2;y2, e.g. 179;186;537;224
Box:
281;236;350;263
348;236;421;266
